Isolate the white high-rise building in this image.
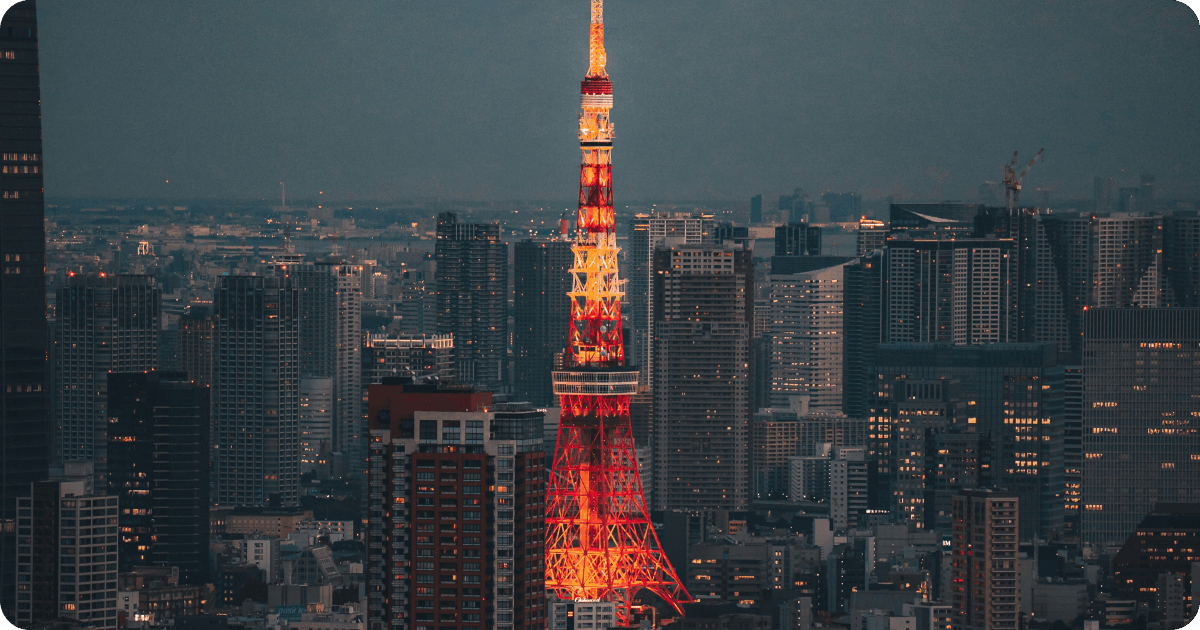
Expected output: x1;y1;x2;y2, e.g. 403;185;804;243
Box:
768;262;848;410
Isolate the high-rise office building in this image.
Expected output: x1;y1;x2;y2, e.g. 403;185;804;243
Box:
107;372;210;585
212;275;300;508
652;243;752;511
366;380;546;630
513;238;572;406
767;261;848;410
435;213;508;392
775;220;822;257
15;463;120;629
870;343;1063;538
1079;308;1200;546
274;262;362;468
298;377;333;476
950;489;1019;630
55;274;160;485
624;212;714;389
841;253;882;418
1;3;49;620
1062;366;1083;538
750;194;763;224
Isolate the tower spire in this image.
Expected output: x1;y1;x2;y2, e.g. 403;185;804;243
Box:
588;0;607;78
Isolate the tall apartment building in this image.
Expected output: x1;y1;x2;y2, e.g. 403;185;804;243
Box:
273;262;362;468
950;489;1019;630
870;344;1063;539
856;219;888;256
107;372;210;585
513;238;572;406
768;261;849;410
55;274;160;485
15;464;120;629
366;380;546;630
750;413;798;498
624;212;714;389
1;4;49;618
1079;308;1200;546
363;334;455;385
435;213;508;392
298;377;334;475
830;448;868;530
651;243;752;511
882;235;1019;346
212;275;300;508
841;253;883;418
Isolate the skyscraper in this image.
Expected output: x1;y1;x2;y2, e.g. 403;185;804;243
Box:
513;238;572;406
767;261;848;410
950;489;1020;630
1079;308;1200;546
651;242;753;511
213;275;300;508
750;194;763;224
870;343;1063;538
298;376;333;476
841;252;882;418
624;211;714;389
54;274;160;485
179;306;214;390
1;3;49;619
274;262;362;471
15;466;121;629
435;213;508;391
366;380;547;630
775;220;822;257
107;372;210;585
881;235;1019;345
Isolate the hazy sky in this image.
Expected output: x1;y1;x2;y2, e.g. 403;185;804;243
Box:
36;0;1200;203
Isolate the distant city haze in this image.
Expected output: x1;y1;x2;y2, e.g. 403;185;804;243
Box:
37;0;1200;203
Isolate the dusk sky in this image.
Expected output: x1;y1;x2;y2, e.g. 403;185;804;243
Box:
36;0;1200;204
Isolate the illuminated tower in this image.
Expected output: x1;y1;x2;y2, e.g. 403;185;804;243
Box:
545;0;692;622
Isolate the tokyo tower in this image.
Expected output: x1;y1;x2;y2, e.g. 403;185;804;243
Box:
545;0;692;622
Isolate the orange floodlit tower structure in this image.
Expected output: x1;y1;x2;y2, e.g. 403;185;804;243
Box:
545;0;692;622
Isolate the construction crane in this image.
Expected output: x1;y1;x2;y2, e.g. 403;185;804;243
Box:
1004;148;1044;212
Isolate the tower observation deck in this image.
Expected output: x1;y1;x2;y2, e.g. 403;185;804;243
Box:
544;0;693;623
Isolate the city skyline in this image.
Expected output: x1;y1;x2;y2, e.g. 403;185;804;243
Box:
32;0;1200;203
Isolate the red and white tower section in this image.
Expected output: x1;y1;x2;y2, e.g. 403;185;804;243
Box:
545;0;692;622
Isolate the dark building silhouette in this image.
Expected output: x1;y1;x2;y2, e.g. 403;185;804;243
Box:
513;239;572;406
435;212;508;391
774;220;821;257
841;253;882;418
108;372;210;585
213;275;300;508
821;192;862;223
0;1;49;620
870;343;1063;539
54;274;160;485
1112;503;1200;603
750;194;762;224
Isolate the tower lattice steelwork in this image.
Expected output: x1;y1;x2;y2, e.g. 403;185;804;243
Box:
545;0;692;622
